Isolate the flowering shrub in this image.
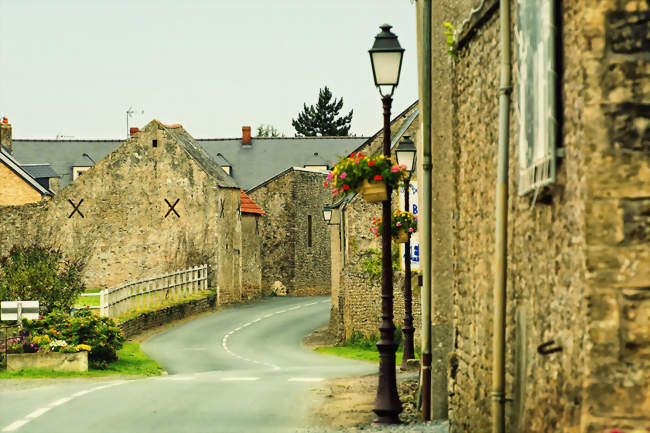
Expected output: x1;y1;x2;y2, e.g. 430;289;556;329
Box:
324;152;408;196
370;211;418;239
22;308;125;369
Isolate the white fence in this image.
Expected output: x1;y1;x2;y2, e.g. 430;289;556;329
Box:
92;265;208;318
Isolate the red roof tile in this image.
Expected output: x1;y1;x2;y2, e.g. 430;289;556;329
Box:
240;190;265;215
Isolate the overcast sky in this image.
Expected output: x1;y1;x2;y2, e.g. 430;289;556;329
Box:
0;0;417;140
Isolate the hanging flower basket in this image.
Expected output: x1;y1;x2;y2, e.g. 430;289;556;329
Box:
360;179;388;203
395;229;409;243
370;210;418;241
324;152;408;202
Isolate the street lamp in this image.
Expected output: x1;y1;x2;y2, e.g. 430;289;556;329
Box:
369;23;404;425
396;135;417;370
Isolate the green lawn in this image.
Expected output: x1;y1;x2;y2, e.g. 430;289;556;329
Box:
314;331;419;365
74;288;102;308
0;341;163;378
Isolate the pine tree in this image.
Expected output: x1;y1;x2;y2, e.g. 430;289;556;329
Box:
292;86;353;136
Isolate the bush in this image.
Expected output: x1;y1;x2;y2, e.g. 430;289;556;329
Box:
0;245;85;313
22;309;125;369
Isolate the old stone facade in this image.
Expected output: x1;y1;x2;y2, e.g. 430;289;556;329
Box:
417;0;650;431
328;102;420;342
249;168;332;296
0;120;255;304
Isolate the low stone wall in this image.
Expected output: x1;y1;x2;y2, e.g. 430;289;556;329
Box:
118;293;217;338
337;270;422;344
8;351;88;372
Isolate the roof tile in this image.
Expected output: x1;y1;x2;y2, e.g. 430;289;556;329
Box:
240;190;265;215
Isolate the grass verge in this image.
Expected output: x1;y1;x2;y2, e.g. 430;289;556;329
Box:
0;341;163;378
314;330;419;365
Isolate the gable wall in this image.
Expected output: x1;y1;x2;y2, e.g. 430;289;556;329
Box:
0;122;241;296
0;162;43;206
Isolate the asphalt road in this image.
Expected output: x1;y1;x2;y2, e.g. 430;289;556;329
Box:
0;296;376;433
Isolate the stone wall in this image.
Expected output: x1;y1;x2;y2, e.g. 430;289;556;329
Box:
432;1;650;432
249;168;332;296
118;293;217;338
328;103;419;343
0;121;244;305
241;213;263;299
0;160;44;205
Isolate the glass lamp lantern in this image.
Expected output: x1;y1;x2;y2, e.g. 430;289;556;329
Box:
369;24;405;97
396;135;417;174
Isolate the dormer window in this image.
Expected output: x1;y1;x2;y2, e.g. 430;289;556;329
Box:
222;166;232;175
72;166;91;180
304;164;328;171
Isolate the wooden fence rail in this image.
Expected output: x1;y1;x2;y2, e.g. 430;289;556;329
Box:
98;265;208;318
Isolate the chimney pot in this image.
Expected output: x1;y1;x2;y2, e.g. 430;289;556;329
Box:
242;126;251;145
129;127;140;137
0;121;12;154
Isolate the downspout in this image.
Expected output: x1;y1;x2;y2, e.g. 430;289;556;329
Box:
420;0;433;422
493;0;511;432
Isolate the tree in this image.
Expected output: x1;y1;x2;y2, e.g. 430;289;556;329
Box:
256;124;281;137
292;86;353;136
0;245;85;313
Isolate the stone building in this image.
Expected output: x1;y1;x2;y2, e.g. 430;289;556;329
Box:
240;190;265;299
248;167;333;296
327;101;419;341
0;120;255;304
415;0;650;431
0;122;53;206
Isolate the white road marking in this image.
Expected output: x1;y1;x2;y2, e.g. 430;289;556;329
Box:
2;381;128;432
2;420;29;432
220;377;259;382
220;301;324;372
50;397;72;407
25;408;50;419
288;377;324;382
167;376;195;381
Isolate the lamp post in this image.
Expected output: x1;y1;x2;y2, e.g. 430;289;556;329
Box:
369;23;405;425
395;135;417;369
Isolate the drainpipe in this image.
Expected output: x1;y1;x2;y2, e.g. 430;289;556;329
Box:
420;0;433;422
493;0;511;432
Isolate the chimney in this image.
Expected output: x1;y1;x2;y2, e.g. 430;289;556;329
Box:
242;126;251;145
0;118;12;154
129;127;140;137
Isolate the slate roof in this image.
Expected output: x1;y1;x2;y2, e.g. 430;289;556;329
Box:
20;164;59;179
240;190;265;215
197;136;366;190
0;149;52;197
11;139;121;188
247;166;328;194
162;124;238;189
11;134;367;191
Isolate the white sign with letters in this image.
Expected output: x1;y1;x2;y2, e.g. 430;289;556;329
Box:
398;181;420;271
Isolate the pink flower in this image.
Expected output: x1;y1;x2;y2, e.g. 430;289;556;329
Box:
408;227;414;233
340;172;347;179
396;222;402;227
400;164;407;170
391;165;400;172
327;172;334;180
332;188;338;194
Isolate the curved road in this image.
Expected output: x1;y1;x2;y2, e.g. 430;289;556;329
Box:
0;296;376;433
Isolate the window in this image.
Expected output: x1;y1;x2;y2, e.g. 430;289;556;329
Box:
308;215;312;248
72;166;91;180
304;165;328;171
516;0;558;195
152;139;158;148
222;166;231;175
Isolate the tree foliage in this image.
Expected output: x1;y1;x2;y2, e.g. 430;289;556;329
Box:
256;124;281;137
292;86;353;136
0;245;85;313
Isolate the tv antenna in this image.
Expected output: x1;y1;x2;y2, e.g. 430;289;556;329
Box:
126;106;144;138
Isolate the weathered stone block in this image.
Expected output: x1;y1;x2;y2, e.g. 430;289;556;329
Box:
8;351;88;372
